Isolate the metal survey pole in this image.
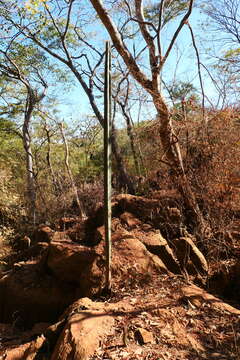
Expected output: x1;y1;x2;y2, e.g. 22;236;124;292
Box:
104;41;112;292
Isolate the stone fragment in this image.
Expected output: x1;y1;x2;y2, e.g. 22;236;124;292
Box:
32;225;54;244
135;328;154;344
120;212;142;229
182;284;240;315
23;335;46;360
139;230;181;274
0;261;83;327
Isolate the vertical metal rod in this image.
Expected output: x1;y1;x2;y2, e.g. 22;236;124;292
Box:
104;41;112;292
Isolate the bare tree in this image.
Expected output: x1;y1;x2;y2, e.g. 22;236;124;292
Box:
205;0;240;45
89;0;209;237
203;0;240;104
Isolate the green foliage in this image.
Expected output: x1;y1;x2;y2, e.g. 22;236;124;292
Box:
0;118;18;138
224;48;240;59
0;120;25;199
36;19;80;50
168;81;197;101
145;0;190;28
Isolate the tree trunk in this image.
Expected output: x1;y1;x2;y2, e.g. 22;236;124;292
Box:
104;41;112;292
111;123;136;194
88;0;209;239
69;65;136;194
59;123;85;219
118;101;142;176
22;119;36;224
153;95;209;238
44;125;62;196
22;90;38;224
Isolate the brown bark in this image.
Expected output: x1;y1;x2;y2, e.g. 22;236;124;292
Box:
89;0;209;238
44;125;62;195
118;100;141;176
153;96;208;237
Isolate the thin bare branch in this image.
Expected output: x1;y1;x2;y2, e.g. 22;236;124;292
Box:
62;0;74;40
130;17;157;33
74;28;102;56
161;0;194;69
157;0;166;58
187;22;205;123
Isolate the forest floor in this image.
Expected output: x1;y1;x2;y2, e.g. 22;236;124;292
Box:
1;270;240;360
0;193;240;359
100;276;240;360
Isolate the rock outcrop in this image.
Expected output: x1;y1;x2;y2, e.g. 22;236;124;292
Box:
51;298;114;360
0;194;210;328
0;238;107;326
182;284;240;315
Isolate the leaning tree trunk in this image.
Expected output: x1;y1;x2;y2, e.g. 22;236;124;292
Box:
87;0;210;239
153;95;209;238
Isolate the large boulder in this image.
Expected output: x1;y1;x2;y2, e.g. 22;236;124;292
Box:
95;223;169;277
0;261;78;327
0;240;105;327
0;298;115;360
110;230;169;277
31;225;55;244
51;298;114;360
47;240;105;295
85;194;183;239
96;215;181;274
6;242;49;266
134;229;181;274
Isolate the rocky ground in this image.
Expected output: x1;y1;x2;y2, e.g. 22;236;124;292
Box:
0;193;239;359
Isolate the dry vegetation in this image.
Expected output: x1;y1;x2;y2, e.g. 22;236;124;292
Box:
0;107;240;359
